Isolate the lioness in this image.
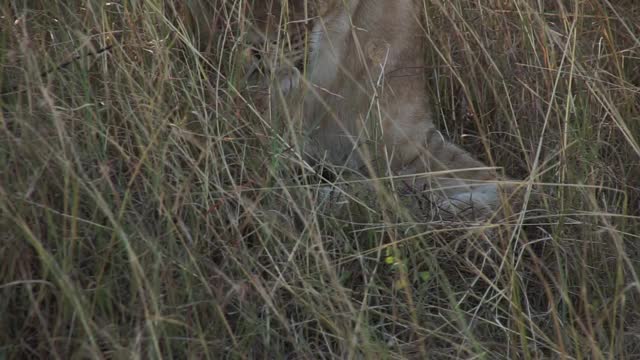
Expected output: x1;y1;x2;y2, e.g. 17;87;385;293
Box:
244;0;515;218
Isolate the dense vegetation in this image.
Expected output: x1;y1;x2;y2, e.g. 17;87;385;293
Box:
1;0;639;358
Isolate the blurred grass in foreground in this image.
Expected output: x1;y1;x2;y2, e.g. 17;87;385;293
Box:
1;0;640;358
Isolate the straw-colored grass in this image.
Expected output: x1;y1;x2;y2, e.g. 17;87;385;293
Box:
1;0;639;358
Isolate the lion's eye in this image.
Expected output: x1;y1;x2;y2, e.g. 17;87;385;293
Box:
250;47;262;62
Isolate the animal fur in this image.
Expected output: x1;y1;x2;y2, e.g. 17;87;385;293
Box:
246;0;516;218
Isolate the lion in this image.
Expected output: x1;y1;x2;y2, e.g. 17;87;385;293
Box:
243;0;518;219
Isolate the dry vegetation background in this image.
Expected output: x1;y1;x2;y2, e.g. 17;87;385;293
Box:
1;0;640;358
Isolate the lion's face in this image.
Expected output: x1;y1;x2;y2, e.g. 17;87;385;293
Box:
244;1;312;75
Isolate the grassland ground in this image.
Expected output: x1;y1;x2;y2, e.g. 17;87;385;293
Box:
1;0;640;358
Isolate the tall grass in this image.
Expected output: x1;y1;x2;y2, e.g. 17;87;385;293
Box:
1;0;639;358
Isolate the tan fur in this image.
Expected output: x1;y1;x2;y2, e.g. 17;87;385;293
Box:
247;0;514;217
